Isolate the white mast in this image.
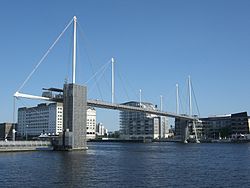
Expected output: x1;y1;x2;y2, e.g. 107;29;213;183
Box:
12;97;16;141
72;16;77;84
160;95;163;111
188;76;192;116
111;57;115;103
139;89;142;107
176;83;179;114
188;76;200;143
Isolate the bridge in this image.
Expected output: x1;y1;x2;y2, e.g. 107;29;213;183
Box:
13;16;200;150
14;91;197;121
87;100;196;121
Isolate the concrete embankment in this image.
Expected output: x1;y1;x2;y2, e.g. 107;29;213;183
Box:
0;141;53;152
88;139;144;143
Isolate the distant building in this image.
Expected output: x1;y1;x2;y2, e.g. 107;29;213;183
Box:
119;101;168;140
86;107;96;140
17;103;63;137
161;116;170;138
107;131;120;138
0;123;15;140
175;112;250;141
96;123;108;136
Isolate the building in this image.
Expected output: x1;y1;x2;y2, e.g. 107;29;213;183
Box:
0;123;15;140
175;112;250;141
161;116;170;138
17;103;63;137
175;115;203;141
17;102;96;140
96;123;108;136
86;107;96;140
201;112;250;139
119;101;168;140
230;112;250;135
174;117;189;141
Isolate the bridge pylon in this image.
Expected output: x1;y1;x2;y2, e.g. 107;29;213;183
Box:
59;83;88;150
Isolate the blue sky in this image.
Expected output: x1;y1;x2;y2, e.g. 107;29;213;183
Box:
0;0;250;131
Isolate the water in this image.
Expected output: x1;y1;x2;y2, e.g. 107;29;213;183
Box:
0;142;250;188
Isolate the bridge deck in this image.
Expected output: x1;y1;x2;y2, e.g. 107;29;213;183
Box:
87;100;197;121
14;92;197;121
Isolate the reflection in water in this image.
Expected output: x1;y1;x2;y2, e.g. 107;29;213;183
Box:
0;142;250;187
55;151;90;187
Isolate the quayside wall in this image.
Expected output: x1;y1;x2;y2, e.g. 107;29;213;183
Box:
0;141;53;152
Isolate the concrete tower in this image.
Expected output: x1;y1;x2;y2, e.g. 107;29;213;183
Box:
63;83;88;150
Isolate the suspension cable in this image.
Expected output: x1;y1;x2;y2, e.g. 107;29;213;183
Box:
77;21;105;99
178;87;185;114
17;17;74;92
84;60;111;84
191;81;200;117
65;28;73;83
185;78;189;115
117;66;130;101
88;61;110;99
116;65;138;101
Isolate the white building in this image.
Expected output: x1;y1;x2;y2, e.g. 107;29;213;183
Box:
18;103;97;139
86;107;96;140
17;103;63;137
96;123;108;136
119;101;169;140
161;116;170;138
